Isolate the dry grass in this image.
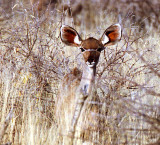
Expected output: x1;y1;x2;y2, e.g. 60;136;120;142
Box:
0;0;160;145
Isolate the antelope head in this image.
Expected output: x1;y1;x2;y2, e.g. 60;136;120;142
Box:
60;24;121;68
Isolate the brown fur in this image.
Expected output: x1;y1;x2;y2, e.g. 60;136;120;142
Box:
81;38;103;64
82;38;104;50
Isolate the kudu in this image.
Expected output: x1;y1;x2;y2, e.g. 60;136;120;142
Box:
56;24;121;144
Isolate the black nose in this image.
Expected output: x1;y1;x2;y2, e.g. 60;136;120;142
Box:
88;58;94;64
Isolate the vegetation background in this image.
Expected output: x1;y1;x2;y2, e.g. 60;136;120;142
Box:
0;0;160;144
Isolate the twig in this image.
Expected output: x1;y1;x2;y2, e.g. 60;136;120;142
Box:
0;109;14;143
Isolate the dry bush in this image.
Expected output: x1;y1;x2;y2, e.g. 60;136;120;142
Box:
0;5;63;144
100;0;160;31
0;0;160;145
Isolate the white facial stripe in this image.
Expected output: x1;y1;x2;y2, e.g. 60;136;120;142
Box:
74;35;81;45
85;49;96;51
102;35;109;45
84;49;102;52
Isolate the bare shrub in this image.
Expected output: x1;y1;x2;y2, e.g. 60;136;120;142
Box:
0;0;160;145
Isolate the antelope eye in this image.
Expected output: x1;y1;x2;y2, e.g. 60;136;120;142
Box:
97;48;102;52
80;48;85;52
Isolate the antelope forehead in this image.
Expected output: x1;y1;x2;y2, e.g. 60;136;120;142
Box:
81;37;102;49
82;44;102;50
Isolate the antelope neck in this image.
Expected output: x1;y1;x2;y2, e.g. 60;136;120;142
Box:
79;63;96;96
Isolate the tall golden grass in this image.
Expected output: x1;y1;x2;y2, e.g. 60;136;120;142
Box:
0;0;160;144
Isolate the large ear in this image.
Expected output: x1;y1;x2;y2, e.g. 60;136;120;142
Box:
100;23;121;46
60;25;82;47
